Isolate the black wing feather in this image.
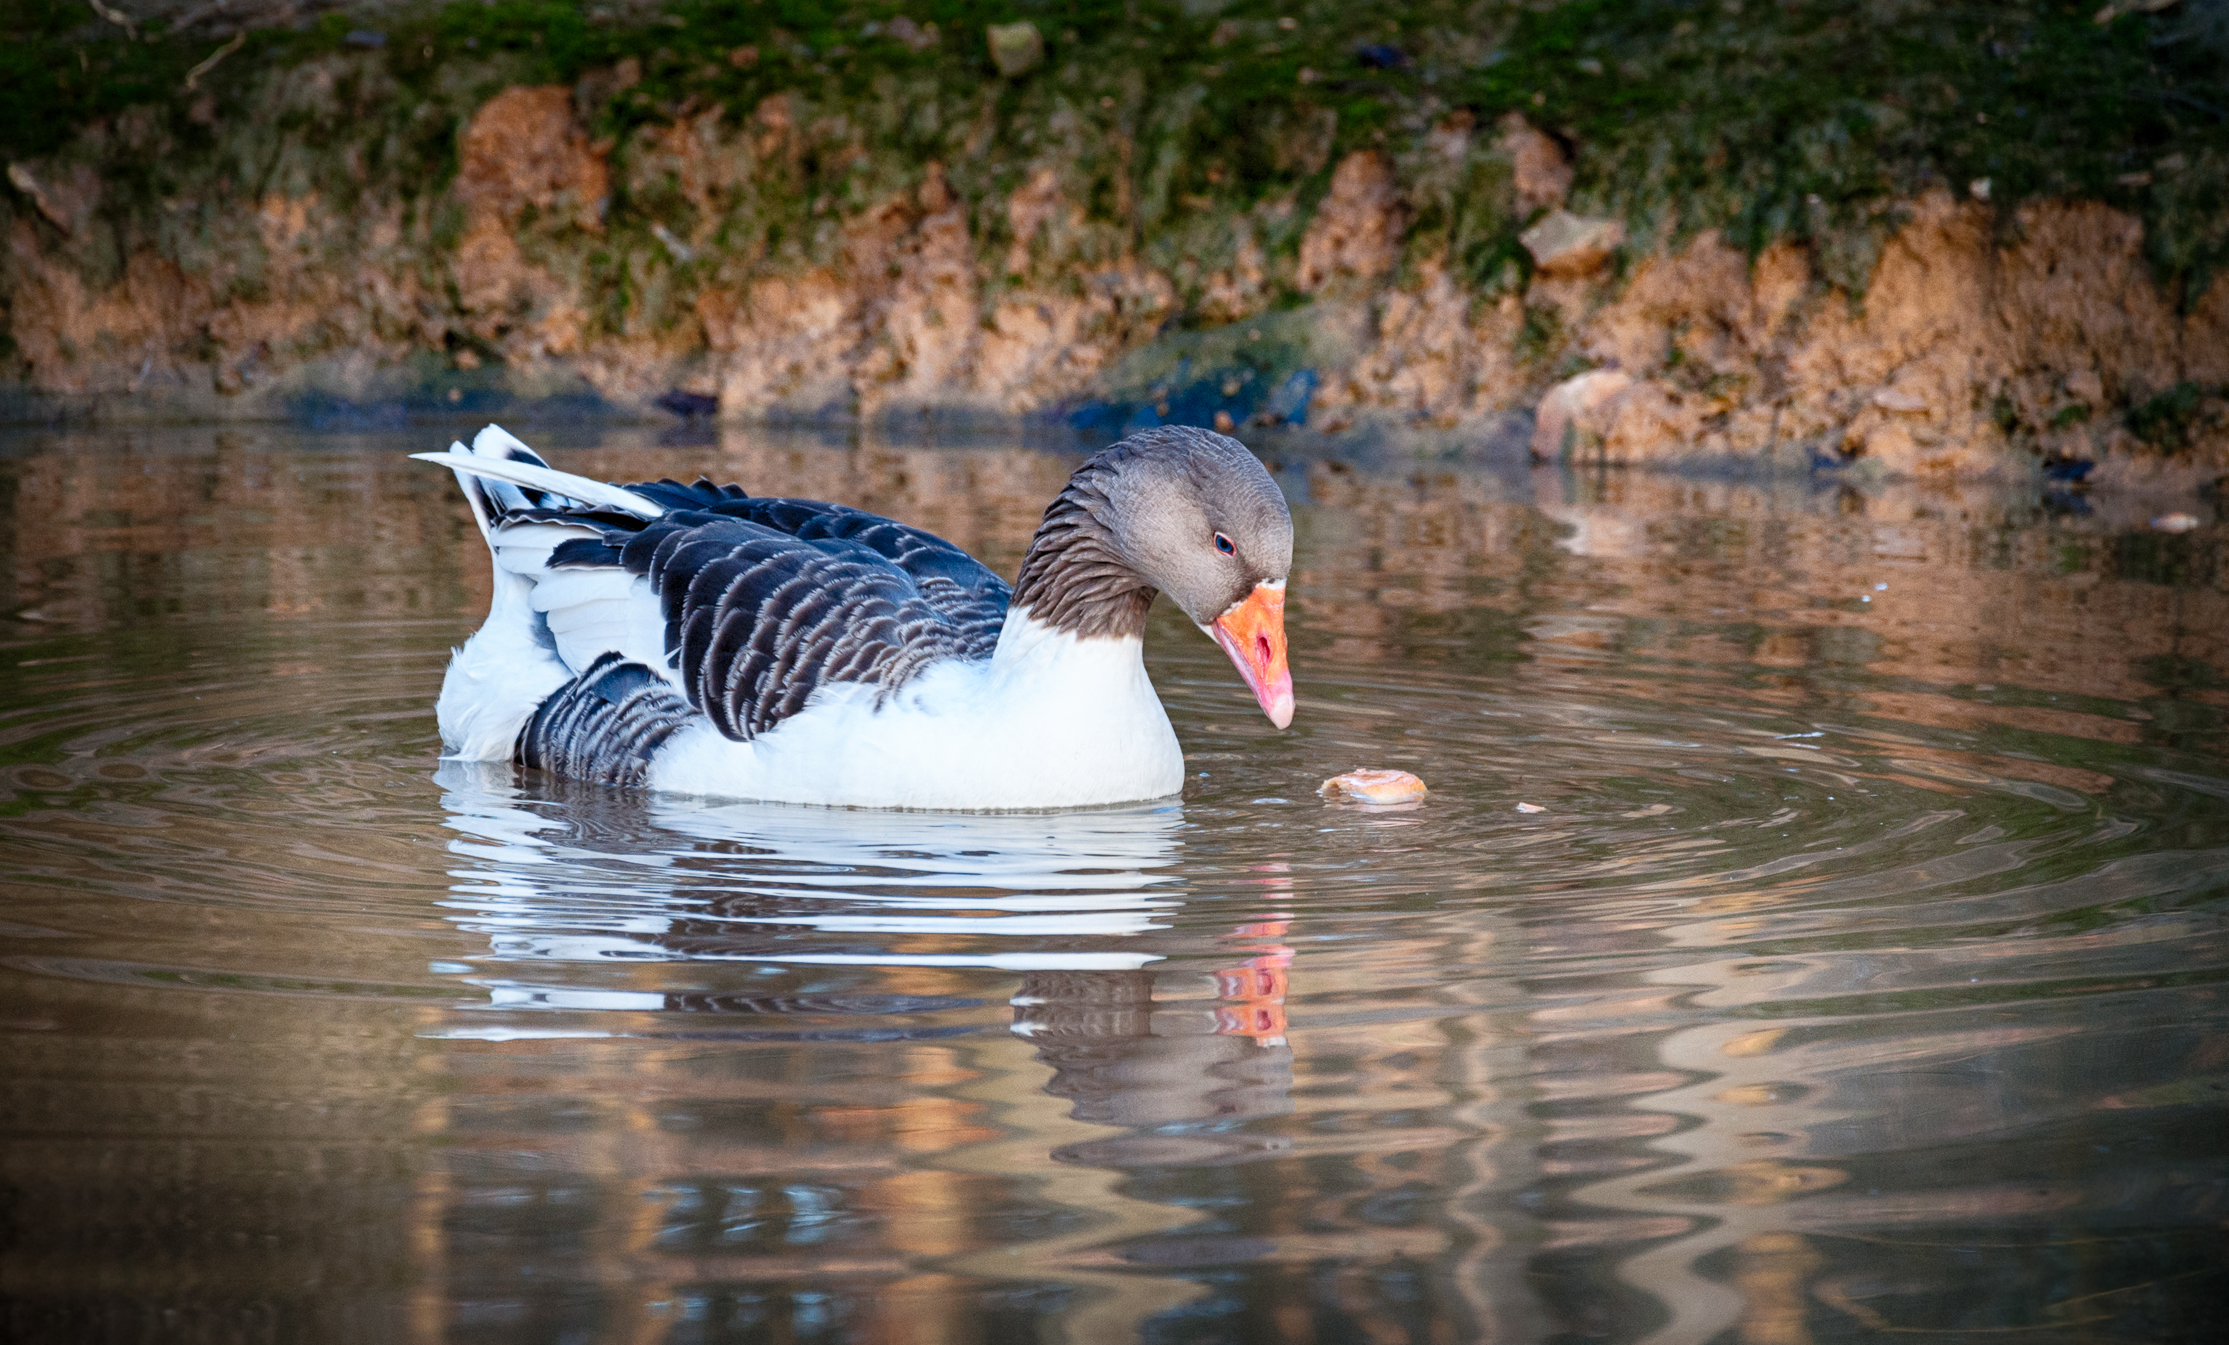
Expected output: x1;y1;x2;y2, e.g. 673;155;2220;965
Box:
537;476;1011;742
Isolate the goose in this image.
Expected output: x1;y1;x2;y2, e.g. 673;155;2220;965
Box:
415;423;1294;809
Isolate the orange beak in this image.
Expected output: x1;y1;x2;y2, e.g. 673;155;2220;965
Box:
1208;581;1294;729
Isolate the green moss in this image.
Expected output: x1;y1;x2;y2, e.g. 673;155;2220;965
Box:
2126;380;2219;451
1516;301;1565;368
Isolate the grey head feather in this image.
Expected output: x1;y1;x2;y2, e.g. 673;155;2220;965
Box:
1012;426;1293;637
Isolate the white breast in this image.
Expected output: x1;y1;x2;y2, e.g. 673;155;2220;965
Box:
646;611;1185;809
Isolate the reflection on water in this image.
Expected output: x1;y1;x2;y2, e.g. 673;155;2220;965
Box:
0;424;2224;1344
437;768;1192;978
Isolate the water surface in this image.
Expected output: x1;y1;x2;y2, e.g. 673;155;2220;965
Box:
1;425;2224;1344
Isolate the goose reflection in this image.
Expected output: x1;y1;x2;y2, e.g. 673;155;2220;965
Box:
435;760;1188;984
433;762;1295;1167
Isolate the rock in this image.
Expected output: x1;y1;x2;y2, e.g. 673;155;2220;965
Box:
1296;152;1404;291
986;22;1044;77
1531;369;1633;458
1596;380;1704;462
1515;802;1546;813
449;86;609;350
1521;209;1624;277
1497;114;1573;215
1844;419;1948;474
454;87;609;234
2151;512;2200;533
6;161;99;236
1319;769;1428;804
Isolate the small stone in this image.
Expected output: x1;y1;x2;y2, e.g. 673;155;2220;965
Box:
1319;769;1428;805
1213;409;1236;433
986;22;1044;77
2151;513;2201;533
1520;209;1625;277
1969;177;1992;201
1515;802;1547;814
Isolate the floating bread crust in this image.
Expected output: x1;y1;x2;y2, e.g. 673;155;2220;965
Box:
1319;769;1428;804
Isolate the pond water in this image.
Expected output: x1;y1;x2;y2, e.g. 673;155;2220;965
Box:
0;424;2224;1345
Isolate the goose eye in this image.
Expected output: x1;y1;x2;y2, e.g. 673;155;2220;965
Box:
1214;532;1236;556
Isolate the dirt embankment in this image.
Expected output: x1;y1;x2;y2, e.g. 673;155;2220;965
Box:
5;67;2225;486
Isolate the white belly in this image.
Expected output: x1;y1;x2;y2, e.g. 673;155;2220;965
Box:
645;621;1185;810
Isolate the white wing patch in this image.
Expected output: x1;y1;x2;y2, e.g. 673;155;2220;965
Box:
538;577;672;681
487;516;676;684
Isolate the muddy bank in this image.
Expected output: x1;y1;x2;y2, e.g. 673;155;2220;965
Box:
4;2;2226;492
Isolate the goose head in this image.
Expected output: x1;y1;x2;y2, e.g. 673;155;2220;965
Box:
1013;427;1296;728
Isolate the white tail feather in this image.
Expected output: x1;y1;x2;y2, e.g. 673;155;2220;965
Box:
411;451;667;519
